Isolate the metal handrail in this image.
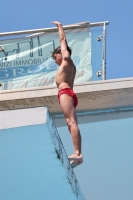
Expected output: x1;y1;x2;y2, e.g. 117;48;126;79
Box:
0;21;109;37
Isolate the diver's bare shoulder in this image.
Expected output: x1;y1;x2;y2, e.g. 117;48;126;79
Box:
56;58;76;89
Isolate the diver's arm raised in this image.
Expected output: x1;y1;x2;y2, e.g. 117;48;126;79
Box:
51;21;70;58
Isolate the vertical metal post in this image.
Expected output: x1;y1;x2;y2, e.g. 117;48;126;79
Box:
102;23;106;80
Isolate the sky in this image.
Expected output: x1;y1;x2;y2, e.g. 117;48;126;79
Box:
1;0;133;80
1;1;133;200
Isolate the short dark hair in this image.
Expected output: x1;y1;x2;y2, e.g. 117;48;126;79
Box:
51;46;72;59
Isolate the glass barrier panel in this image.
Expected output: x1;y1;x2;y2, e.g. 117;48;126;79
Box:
0;27;104;90
91;29;103;81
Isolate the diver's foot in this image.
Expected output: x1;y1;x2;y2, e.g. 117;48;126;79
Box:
68;153;83;162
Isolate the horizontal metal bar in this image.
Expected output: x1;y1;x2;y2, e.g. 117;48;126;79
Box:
0;22;89;37
89;21;109;27
0;21;109;37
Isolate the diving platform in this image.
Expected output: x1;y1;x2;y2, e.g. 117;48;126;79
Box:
0;107;85;200
0;77;133;115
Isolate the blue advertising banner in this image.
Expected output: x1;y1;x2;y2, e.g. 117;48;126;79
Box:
0;28;92;90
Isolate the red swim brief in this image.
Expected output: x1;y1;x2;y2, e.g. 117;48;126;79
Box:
58;88;78;107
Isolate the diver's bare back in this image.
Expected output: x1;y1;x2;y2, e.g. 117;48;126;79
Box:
56;58;76;91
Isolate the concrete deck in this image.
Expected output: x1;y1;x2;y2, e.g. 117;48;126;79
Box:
0;77;133;115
